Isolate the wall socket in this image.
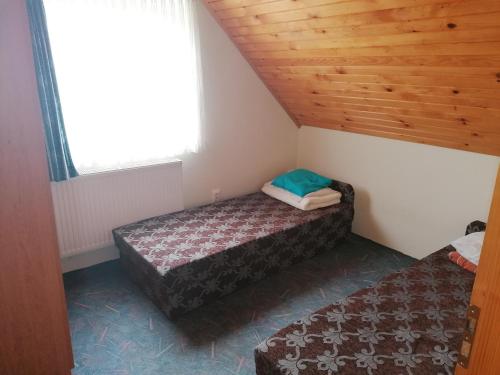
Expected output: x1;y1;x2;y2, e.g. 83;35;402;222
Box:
211;188;221;203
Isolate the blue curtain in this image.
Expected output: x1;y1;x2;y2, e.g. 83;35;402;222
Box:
26;0;78;181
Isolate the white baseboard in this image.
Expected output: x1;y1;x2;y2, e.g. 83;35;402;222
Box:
61;245;120;273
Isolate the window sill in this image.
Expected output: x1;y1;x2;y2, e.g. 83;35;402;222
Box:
54;158;182;183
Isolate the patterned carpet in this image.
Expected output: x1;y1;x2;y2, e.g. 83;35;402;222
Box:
64;234;415;375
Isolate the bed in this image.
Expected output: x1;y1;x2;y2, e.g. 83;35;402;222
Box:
254;221;485;375
113;179;354;319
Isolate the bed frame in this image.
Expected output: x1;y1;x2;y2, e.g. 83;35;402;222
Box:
113;180;355;319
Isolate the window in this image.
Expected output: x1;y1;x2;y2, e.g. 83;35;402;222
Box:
43;0;201;174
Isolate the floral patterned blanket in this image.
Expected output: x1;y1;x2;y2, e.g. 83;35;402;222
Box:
254;245;476;375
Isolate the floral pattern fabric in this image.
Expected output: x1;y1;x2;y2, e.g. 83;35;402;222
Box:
113;182;354;318
254;245;477;375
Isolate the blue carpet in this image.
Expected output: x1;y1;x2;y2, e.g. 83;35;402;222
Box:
64;234;415;375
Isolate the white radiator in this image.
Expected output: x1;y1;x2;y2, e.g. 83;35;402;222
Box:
51;160;184;258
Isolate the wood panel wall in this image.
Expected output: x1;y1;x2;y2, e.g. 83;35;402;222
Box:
455;166;500;374
0;1;73;374
202;0;500;156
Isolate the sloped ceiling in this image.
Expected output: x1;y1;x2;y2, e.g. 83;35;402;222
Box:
202;0;500;156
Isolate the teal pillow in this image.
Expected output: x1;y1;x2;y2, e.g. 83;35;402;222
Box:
272;169;332;197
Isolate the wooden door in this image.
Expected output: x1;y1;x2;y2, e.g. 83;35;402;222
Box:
0;1;74;374
455;165;500;375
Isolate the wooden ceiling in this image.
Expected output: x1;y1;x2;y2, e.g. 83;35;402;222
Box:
202;0;500;156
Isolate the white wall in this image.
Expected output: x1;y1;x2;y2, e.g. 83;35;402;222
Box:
298;126;499;259
179;3;297;208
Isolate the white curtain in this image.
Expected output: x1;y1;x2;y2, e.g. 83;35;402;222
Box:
43;0;202;174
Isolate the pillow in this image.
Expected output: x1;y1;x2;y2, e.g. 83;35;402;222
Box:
272;169;332;197
448;251;477;273
261;182;341;211
450;231;484;265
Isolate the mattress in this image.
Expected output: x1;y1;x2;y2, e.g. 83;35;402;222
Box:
113;185;354;318
254;247;475;375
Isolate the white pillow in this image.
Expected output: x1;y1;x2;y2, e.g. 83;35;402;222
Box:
450;231;485;265
261;182;341;211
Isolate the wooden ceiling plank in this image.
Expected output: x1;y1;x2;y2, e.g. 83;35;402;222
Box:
233;13;500;44
266;79;500;100
262;72;500;90
277;92;500;116
221;0;459;26
227;0;500;36
276;89;500;111
295;115;500;145
216;0;345;19
294;109;500;137
297;112;500;138
245;42;500;59
296;107;498;133
208;0;280;12
251;56;500;68
270;85;500;108
258;65;500;78
240;28;500;53
286;101;500;127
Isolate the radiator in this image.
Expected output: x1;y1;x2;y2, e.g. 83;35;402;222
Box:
51;161;184;258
